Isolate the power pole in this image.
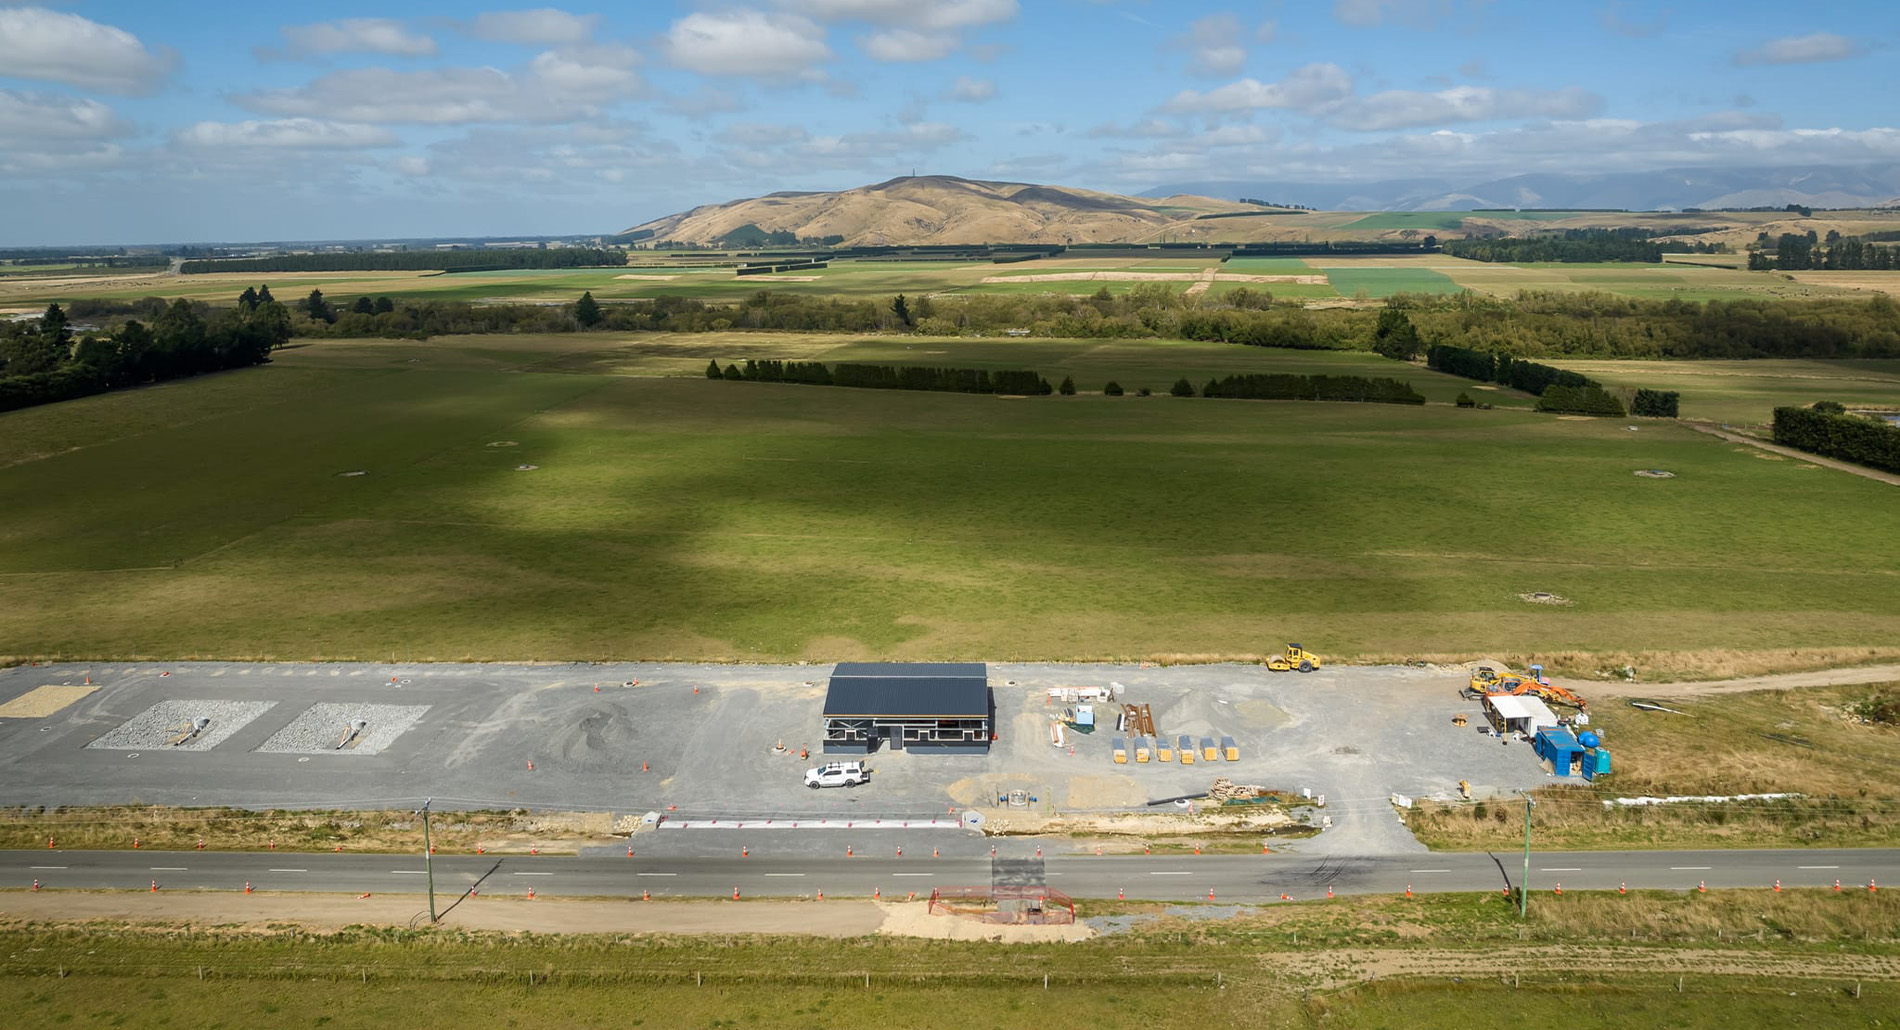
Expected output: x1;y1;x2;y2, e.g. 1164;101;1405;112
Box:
1520;794;1535;919
417;797;437;922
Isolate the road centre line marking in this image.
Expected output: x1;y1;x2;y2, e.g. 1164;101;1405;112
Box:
892;872;930;877
150;867;188;871
268;869;307;873
1409;869;1450;873
636;872;677;877
1799;865;1840;869
30;865;67;870
1670;866;1711;870
1542;867;1583;872
1149;871;1191;876
389;870;426;875
513;872;553;876
763;873;805;877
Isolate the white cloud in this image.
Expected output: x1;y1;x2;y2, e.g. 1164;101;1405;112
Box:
1734;32;1866;66
861;28;958;62
422;123;687;187
467;9;600;46
1331;85;1602;130
778;0;1017;30
1171;14;1251;77
663;11;832;76
528;44;643;96
0;89;129;140
1163;64;1354;114
277;18;435;58
943;76;996;102
392;155;430;176
0;7;175;95
175;118;399;149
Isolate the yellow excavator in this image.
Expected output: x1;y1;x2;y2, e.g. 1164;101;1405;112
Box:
1266;644;1322;673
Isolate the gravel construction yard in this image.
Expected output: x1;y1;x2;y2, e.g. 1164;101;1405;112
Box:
256;703;430;755
84;700;277;753
0;661;1552;855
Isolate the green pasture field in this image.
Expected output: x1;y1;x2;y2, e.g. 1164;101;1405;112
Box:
2;906;1893;1030
1316;265;1462;297
4;332;1899;664
1219;256;1314;274
1548;357;1900;426
1432;258;1863;302
512;331;1520;407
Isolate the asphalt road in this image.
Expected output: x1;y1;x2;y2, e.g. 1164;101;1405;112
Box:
9;847;1895;903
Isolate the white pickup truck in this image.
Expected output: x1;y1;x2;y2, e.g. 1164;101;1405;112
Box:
804;761;869;788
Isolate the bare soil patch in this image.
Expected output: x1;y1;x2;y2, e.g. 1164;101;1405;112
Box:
0;684;97;718
0;891;884;936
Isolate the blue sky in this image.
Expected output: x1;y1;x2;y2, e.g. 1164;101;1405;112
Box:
0;0;1892;244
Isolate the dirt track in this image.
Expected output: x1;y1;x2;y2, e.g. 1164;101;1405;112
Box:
1685;421;1900;487
1557;664;1900;698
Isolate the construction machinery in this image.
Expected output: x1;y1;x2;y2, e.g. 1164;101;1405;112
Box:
1462;664;1587;710
1266;644;1321;673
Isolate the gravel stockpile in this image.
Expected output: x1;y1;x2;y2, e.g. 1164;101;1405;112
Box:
255;703;430;755
86;700;277;752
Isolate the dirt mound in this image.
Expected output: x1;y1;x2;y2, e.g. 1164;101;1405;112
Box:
551;703;642;772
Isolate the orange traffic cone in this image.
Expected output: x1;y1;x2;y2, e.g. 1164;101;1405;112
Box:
1035;846;1042;858
134;838;139;849
933;847;939;858
1118;887;1124;900
874;887;881;899
47;836;54;849
1698;880;1706;893
1327;885;1334;899
244;882;252;894
1872;879;1879;893
895;847;901;858
1279;892;1292;901
1554;883;1563;896
815;889;822;901
732;887;739;900
626;845;633;857
527;887;535;900
1194;844;1201;855
642;889;650;901
1619;881;1627;895
1208;888;1215;901
742;845;748;858
31;879;39;892
150;880;157;892
477;845;485;855
1835;878;1842;892
526;760;533;771
1405;884;1413;898
1773;879;1781;893
531;846;538;855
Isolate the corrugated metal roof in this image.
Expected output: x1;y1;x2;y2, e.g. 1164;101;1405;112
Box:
823;663;990;719
1486;694;1559;726
831;661;987;679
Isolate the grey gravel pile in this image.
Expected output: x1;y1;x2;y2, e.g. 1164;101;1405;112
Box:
255;703;429;755
86;700;277;752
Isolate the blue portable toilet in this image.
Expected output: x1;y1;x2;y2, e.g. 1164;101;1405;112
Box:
1581;746;1611;780
1533;728;1584;777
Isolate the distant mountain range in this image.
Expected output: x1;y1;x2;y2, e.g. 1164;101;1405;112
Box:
1140;165;1900;212
621;175;1251;247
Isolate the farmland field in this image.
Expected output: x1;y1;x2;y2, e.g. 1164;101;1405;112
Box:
3;332;1898;665
1548;357;1900;426
1316;264;1462;297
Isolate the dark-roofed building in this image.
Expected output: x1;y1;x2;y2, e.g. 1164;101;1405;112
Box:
822;661;992;755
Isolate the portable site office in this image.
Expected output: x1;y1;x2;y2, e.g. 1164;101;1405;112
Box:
821;661;993;755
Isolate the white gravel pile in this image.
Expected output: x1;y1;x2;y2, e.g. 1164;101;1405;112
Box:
255;703;430;755
86;700;277;752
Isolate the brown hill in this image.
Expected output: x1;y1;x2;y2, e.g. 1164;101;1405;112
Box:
622;176;1263;246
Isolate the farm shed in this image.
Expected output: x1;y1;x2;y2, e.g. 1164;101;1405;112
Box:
822;662;992;755
1483;694;1560;736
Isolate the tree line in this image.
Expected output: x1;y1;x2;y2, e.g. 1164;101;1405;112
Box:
1443;228;1733;264
1748;232;1898;271
0;291;291;413
179;248;626;274
42;280;1900;364
1200;373;1424;404
707;358;1052;395
1772;402;1900;474
1428;342;1637;417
